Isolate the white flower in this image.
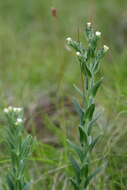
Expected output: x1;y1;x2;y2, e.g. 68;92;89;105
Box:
4;108;9;113
4;106;23;114
66;37;72;43
95;31;101;37
17;108;22;112
17;118;23;122
13;108;17;112
8;106;13;111
76;52;81;56
103;45;109;52
13;107;22;112
87;22;91;28
15;118;23;125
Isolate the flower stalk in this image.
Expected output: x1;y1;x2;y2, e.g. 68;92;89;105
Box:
4;106;33;190
66;22;109;190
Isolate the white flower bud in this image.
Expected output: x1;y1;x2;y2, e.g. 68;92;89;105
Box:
17;118;23;122
66;37;72;43
95;31;101;37
4;108;9;113
7;106;13;112
76;52;81;56
87;22;91;28
13;108;18;112
13;107;22;112
17;108;22;112
103;45;109;52
15;118;23;125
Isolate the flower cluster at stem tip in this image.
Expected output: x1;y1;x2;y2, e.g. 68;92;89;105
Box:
4;106;22;113
4;106;23;126
66;22;109;55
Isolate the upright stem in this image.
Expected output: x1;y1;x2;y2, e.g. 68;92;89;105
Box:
4;106;33;190
66;22;109;190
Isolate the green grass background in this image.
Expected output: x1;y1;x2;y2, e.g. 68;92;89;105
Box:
0;0;127;189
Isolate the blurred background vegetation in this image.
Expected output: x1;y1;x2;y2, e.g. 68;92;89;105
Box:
0;0;127;189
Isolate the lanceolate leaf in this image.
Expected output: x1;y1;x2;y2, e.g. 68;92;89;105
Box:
69;156;80;177
91;78;103;97
23;182;32;190
85;104;95;120
89;135;101;152
73;84;83;97
67;140;83;160
7;175;14;190
80;161;89;178
79;125;88;145
70;41;85;53
84;167;102;188
83;63;92;77
93;61;100;73
72;97;83;117
70;178;80;190
87;113;101;135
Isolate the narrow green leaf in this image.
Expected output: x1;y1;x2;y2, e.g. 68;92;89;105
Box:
89;135;101;152
85;104;95;120
23;182;32;190
91;78;103;97
7;175;14;190
93;61;100;73
84;167;102;188
79;125;88;144
69;156;80;176
72;97;83;117
70;178;80;190
73;84;83;97
67;140;83;160
87;113;101;135
80;161;89;178
83;63;92;77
